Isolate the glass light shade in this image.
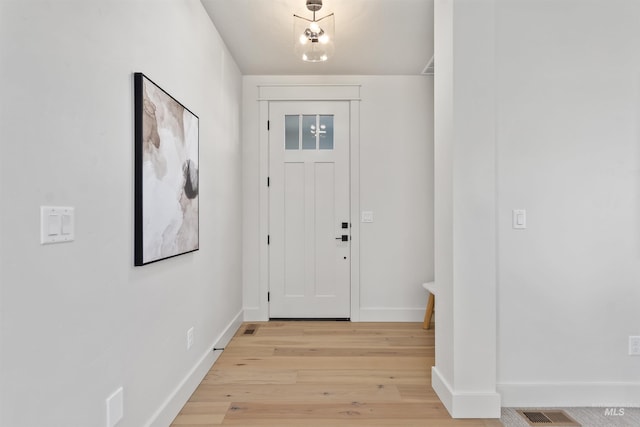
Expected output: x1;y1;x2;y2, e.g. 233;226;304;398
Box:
293;13;335;62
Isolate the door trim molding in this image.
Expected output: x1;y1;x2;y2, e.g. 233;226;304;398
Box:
258;84;361;102
257;84;361;321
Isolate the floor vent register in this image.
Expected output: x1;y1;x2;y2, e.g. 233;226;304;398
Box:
243;324;258;335
516;410;581;426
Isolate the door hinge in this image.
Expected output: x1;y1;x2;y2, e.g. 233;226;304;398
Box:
267;120;270;131
268;292;270;302
267;177;270;187
267;235;270;245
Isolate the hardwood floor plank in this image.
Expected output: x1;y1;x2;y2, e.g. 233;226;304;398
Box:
297;369;431;385
203;369;297;385
396;384;440;402
272;346;430;357
213;347;276;357
172;402;230;425
189;383;403;403
222;401;449;420
229;337;431;349
212;355;433;370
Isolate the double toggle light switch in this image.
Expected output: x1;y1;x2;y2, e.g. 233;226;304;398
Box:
40;206;75;244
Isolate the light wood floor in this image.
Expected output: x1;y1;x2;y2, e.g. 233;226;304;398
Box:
171;321;502;427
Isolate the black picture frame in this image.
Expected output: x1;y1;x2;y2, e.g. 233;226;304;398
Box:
134;73;199;266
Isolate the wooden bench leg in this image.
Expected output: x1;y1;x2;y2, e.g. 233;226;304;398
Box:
423;293;435;330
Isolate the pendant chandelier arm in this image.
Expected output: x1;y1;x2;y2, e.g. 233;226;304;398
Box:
293;13;313;23
315;13;334;23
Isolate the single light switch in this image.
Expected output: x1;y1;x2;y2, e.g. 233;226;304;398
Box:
512;209;526;229
48;214;61;236
61;214;72;235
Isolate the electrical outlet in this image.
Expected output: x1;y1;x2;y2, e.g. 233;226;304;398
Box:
187;327;194;350
629;336;640;356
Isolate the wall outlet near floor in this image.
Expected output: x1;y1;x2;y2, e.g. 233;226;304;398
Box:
187;327;194;350
106;387;123;427
629;336;640;355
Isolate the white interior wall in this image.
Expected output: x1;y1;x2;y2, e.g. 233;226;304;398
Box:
495;0;640;406
0;1;243;426
434;0;640;415
242;75;433;321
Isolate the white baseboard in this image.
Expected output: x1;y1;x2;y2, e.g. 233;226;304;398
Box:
432;366;454;412
357;307;425;322
244;307;423;322
498;381;640;408
432;366;501;418
145;310;244;427
215;310;245;349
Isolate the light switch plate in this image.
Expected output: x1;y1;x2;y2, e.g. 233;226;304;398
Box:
512;209;526;229
361;211;374;223
630;336;640;356
41;206;75;244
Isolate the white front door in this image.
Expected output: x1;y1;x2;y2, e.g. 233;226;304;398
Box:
268;101;350;318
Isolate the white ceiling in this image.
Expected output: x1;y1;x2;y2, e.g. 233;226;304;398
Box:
200;0;434;75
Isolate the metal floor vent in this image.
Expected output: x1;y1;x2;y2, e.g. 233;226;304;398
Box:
516;410;581;426
243;324;258;335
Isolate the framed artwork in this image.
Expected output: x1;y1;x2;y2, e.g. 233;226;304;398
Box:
134;73;199;266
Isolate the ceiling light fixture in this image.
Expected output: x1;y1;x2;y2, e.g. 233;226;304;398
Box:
293;0;335;62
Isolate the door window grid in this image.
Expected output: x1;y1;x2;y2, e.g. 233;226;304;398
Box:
285;114;334;150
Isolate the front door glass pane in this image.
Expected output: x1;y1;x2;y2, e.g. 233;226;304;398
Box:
318;115;334;150
302;115;317;150
285;115;299;150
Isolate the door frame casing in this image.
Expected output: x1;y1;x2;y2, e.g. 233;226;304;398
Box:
257;85;361;321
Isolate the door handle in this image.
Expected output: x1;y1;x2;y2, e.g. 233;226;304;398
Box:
335;235;349;242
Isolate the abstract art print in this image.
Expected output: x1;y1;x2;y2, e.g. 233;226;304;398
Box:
134;73;199;266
